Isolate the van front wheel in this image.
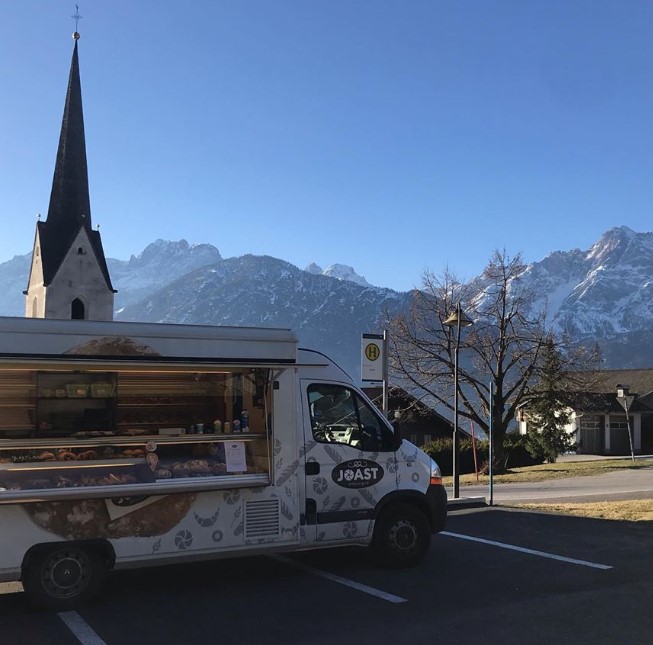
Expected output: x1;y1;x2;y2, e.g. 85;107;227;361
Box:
22;544;107;610
371;503;431;568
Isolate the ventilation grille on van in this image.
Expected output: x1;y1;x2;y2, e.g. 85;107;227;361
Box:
245;499;281;540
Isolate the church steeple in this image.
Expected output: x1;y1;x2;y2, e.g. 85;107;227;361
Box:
24;29;115;321
46;37;92;231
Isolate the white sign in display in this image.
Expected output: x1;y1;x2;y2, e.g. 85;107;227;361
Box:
225;441;247;473
361;333;385;382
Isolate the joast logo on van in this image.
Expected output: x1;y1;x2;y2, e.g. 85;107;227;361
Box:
331;459;384;489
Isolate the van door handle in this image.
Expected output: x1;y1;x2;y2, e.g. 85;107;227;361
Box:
305;462;320;475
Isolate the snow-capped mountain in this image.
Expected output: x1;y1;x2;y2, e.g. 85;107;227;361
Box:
116;254;406;376
110;239;223;312
1;226;653;373
524;227;653;339
304;262;371;287
0;239;224;317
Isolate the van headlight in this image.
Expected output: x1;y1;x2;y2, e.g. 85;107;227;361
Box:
429;458;443;486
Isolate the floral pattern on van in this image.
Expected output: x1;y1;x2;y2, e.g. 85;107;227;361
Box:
400;447;419;467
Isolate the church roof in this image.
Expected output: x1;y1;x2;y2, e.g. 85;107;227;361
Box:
37;38;114;291
36;220;115;291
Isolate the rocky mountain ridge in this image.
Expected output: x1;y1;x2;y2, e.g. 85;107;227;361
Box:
1;226;652;375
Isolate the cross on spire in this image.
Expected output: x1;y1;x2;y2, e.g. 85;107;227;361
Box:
72;4;82;37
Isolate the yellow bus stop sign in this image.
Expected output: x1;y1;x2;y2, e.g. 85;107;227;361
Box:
361;333;385;381
365;342;380;361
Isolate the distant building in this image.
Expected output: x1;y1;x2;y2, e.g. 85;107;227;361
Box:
517;369;653;455
24;32;115;320
363;386;473;447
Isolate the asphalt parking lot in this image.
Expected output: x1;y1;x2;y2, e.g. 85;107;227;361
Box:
0;506;651;645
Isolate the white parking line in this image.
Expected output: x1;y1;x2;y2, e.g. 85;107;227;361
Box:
271;555;408;603
442;531;613;570
58;611;108;645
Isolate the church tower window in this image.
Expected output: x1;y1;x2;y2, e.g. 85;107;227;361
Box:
71;298;85;320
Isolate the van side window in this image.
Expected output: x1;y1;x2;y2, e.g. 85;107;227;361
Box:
307;384;394;451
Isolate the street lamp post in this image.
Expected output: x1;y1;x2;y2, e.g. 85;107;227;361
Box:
616;384;636;463
443;302;474;498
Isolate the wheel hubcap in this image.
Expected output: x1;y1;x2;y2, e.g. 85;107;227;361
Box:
43;552;89;599
389;520;418;553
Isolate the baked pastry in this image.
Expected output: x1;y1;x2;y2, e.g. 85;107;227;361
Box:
37;451;56;461
77;450;97;460
210;462;227;475
187;459;212;475
155;468;172;479
122;448;146;458
172;462;188;477
57;451;76;461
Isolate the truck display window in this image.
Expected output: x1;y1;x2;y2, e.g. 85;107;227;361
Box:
0;366;273;500
307;384;395;451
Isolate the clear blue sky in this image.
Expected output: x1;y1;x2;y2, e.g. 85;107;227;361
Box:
2;1;652;292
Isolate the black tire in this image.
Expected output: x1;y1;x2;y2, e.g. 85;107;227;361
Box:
371;503;431;568
22;544;107;610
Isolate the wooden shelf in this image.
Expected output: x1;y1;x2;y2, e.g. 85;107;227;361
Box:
0;433;265;450
0;457;144;471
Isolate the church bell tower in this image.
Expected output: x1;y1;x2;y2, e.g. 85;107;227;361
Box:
24;28;116;321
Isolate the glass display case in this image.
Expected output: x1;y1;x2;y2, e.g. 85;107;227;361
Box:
0;365;272;503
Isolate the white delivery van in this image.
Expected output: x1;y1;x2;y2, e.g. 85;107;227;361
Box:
0;317;447;609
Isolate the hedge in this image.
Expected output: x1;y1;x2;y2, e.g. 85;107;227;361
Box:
421;434;542;475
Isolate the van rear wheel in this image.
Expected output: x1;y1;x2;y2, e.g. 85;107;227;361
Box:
22;544;107;610
371;503;431;568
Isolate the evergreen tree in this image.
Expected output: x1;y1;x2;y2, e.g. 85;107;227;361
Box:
525;337;574;463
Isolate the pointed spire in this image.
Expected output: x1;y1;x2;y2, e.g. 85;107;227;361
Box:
45;37;92;230
34;33;115;293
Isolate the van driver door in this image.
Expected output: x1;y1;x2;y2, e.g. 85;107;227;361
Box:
300;380;397;544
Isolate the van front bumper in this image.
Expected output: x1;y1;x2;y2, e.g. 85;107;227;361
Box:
425;483;448;533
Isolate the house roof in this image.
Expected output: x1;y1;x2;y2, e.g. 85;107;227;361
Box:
363;385;471;436
570;369;653;398
529;369;653;414
32;39;114;292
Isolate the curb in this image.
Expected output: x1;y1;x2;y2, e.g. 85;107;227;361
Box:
447;496;487;510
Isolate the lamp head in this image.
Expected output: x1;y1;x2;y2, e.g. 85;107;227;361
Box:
443;306;474;328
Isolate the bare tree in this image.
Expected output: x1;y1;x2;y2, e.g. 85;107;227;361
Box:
388;250;594;470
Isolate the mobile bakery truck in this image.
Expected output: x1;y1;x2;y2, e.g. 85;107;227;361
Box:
0;317;447;609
